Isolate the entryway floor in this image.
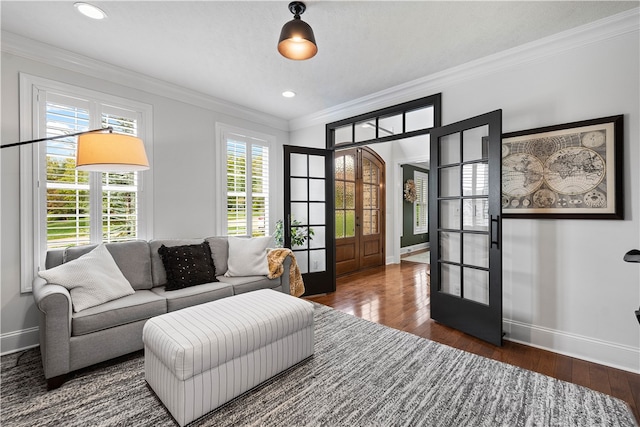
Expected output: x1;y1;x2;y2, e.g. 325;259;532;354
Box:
401;250;429;264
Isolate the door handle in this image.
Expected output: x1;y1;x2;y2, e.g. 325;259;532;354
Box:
490;215;500;249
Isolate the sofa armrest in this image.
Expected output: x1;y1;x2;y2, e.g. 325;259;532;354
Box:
279;256;292;294
32;276;72;379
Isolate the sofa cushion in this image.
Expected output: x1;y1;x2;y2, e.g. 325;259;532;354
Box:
158;242;218;291
72;289;166;336
225;235;274;277
45;248;65;269
217;275;281;294
39;244;136;313
151;282;234;312
64;241;153;290
205;236;228;276
149;239;203;287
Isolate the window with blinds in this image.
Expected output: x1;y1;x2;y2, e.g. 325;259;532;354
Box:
225;135;269;237
45;99;91;248
101;112;139;243
43;93;142;249
414;170;429;234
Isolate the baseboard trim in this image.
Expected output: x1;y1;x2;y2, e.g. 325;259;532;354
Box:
1;326;39;356
400;243;430;256
504;319;640;374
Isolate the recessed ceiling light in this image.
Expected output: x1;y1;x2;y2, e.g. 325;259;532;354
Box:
74;2;107;20
282;91;296;98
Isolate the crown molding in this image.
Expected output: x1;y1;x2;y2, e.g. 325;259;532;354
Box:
1;31;290;132
289;7;640;131
3;7;638;135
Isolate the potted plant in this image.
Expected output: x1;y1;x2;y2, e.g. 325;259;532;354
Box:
274;219;314;248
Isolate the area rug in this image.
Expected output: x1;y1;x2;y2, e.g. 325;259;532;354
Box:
1;304;636;427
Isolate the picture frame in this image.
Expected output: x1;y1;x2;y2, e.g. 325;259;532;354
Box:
501;115;623;219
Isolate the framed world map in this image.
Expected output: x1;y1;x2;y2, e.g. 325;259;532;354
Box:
501;115;623;219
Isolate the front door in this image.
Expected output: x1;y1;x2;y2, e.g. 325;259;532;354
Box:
429;110;503;346
335;147;385;276
284;145;335;295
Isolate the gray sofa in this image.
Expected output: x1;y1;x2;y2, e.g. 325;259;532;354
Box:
32;237;291;390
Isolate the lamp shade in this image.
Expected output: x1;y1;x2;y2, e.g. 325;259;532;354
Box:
278;2;317;60
76;133;149;172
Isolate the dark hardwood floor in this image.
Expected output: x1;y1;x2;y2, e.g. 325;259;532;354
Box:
306;260;640;423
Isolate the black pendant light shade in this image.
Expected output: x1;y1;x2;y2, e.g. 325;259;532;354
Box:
278;1;317;60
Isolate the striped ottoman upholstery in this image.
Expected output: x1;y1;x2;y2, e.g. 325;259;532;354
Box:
143;289;314;426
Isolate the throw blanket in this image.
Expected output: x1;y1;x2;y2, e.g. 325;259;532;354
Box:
267;248;305;297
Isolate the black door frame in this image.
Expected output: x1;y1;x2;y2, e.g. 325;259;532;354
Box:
325;94;442;278
283;145;335;296
326;94;442;150
429;109;503;346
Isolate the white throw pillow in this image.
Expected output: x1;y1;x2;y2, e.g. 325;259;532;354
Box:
225;235;274;277
38;243;135;312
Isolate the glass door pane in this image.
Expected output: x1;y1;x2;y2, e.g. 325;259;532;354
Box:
463;233;489;268
284;146;334;296
463;268;489;304
290;154;327;270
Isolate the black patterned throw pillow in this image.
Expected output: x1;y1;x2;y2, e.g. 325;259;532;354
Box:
158;242;218;291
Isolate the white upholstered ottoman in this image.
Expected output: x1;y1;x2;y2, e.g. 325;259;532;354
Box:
143;289;314;426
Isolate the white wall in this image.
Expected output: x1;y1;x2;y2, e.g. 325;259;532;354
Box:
1;36;289;353
289;11;640;372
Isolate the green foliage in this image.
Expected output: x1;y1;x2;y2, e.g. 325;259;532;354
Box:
45;155;137;243
274;219;314;248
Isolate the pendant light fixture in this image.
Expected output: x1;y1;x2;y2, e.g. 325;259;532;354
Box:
278;1;317;60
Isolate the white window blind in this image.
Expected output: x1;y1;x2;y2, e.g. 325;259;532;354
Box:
45;98;91;248
225;134;269;237
42;94;143;249
101;110;140;243
414;170;429;234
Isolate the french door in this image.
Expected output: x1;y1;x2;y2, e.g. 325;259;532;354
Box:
335;147;385;276
429;110;503;346
283;145;335;295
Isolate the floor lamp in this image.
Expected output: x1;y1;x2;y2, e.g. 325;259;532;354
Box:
1;127;149;172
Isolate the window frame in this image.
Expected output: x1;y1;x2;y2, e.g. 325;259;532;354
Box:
216;123;276;237
413;170;429;234
19;73;153;293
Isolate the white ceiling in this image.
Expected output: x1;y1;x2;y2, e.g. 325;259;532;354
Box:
1;1;637;122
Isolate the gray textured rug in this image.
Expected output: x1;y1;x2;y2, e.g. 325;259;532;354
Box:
2;304;637;427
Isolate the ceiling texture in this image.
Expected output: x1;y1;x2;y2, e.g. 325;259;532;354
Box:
1;1;637;122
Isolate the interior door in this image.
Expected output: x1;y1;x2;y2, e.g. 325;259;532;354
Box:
429;110;503;346
335;147;385;276
284;145;335;295
359;148;386;269
335;149;359;275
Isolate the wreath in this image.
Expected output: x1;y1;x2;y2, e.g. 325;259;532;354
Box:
404;179;417;203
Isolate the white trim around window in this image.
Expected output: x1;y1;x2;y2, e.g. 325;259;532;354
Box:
215;123;276;237
18;73;153;293
413;170;429;235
